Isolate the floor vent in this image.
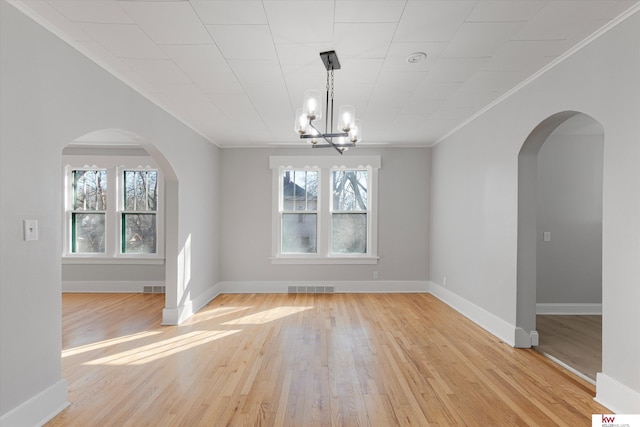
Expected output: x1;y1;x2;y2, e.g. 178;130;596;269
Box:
287;285;334;294
143;286;166;294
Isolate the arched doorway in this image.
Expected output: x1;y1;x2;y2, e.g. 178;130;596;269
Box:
60;129;179;320
516;112;604;379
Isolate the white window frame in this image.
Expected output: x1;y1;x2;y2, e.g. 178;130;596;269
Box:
270;155;380;265
62;155;164;264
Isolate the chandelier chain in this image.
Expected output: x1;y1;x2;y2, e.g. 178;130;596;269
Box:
330;69;334;101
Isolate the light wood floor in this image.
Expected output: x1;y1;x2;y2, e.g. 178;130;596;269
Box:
47;293;608;426
536;315;602;382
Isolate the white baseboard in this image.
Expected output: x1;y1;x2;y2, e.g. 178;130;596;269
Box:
536;303;602;315
216;280;430;294
62;281;165;293
0;379;68;427
162;282;222;325
595;373;640;413
426;281;516;347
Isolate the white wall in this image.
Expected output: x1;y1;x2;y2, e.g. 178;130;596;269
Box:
536;115;603;305
430;7;640;412
0;2;221;423
220;147;430;286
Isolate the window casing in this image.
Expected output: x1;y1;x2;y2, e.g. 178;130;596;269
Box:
63;157;163;262
270;156;380;264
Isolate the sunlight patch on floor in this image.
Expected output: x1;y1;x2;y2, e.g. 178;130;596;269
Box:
85;329;241;365
221;306;313;325
63;330;163;358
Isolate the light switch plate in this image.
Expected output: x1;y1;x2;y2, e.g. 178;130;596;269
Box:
24;219;38;241
543;231;551;242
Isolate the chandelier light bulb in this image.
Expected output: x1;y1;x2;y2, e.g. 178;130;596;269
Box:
294;109;307;135
349;119;361;143
303;89;322;121
338;105;355;132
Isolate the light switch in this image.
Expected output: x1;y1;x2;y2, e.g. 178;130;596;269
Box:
543;231;551;242
24;219;38;241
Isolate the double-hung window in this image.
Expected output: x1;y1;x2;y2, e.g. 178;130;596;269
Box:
63;155;163;262
270;156;380;264
71;169;107;254
121;170;158;254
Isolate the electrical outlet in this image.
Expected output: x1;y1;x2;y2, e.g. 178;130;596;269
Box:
443;276;447;287
373;271;379;279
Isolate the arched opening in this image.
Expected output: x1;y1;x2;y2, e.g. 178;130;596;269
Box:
60;129;179;321
517;112;604;381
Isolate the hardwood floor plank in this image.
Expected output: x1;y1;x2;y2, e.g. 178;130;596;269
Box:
47;293;608;426
536;315;602;381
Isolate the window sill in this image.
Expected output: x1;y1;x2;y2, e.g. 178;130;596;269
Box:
271;256;379;265
62;257;165;265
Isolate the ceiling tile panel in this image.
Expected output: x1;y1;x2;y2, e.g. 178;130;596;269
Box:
49;1;133;24
122;59;191;84
228;60;285;88
206;25;277;60
264;1;335;44
118;2;211;45
334;0;405;23
394;1;477;42
424;58;490;83
189;71;245;95
19;0;92;42
333;23;397;58
160;44;229;73
441;22;525;58
466;1;547;22
383;42;448;72
191;1;268;25
513;1;620;41
76;40;132;72
480;40;561;72
80;23;167;59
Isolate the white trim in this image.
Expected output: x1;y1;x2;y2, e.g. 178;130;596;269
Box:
62;257;164;265
216;280;429;294
269;155;381;169
62;280;165;293
426;281;516;347
162;282;223;325
270;256;378;265
536;303;602;315
0;379;69;427
595;373;640;414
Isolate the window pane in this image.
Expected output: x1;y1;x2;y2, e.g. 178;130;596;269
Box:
123;214;157;253
332;213;367;254
282;170;317;212
124;170;158;211
72;213;105;253
73;170;107;210
333;170;367;211
282;213;317;253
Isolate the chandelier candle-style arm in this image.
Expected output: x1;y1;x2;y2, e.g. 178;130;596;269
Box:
294;50;361;154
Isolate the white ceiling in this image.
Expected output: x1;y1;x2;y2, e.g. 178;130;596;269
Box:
9;0;640;148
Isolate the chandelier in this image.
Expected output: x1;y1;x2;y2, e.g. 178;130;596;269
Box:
294;51;361;154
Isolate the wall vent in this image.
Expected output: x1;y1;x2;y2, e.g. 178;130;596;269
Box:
287;285;334;294
143;285;165;294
